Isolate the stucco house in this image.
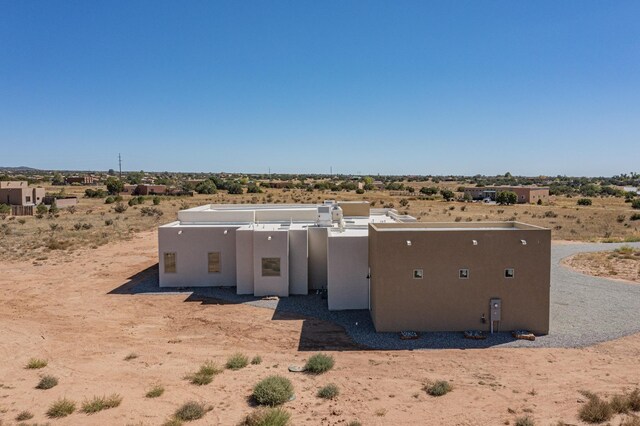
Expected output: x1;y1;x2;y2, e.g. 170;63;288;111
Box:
158;201;550;334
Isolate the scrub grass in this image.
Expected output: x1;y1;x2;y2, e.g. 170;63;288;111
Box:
81;394;122;414
515;416;535;426
146;385;165;398
252;376;294;406
174;401;208;421
424;380;452;397
25;358;47;369
240;407;291;426
304;353;334;374
186;361;222;385
251;355;263;365
579;392;613;423
124;352;138;361
226;353;249;370
15;410;34;421
36;375;58;390
46;397;76;418
317;383;339;400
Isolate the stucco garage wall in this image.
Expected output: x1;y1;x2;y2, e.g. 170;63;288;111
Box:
235;228;254;294
369;225;551;334
288;229;309;295
253;229;289;297
159;225;238;287
327;232;369;310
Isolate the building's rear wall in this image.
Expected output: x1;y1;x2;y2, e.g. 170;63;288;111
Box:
369;226;550;334
327;234;369;310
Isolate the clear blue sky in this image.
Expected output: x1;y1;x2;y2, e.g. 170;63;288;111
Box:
1;1;639;176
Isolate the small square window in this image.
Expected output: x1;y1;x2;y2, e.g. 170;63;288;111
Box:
164;252;176;273
261;257;281;277
459;269;469;279
208;252;221;273
413;269;423;279
505;268;515;278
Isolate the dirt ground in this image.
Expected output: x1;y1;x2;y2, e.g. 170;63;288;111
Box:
1;231;640;425
563;247;640;283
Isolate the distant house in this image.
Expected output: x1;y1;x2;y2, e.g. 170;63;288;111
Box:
135;184;167;195
0;181;45;206
464;186;550;204
43;196;78;209
65;175;95;185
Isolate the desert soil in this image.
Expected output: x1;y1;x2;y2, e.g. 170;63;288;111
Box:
563;250;640;283
1;231;640;425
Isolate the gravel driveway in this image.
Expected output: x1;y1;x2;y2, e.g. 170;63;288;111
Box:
131;242;640;349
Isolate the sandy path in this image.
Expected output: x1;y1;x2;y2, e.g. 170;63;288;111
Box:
1;231;639;425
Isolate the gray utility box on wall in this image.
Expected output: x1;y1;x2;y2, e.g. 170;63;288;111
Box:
490;298;502;322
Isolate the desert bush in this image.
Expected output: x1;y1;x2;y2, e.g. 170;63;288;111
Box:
186;361;221;385
577;198;592;206
146;384;165;398
47;397;76;418
544;210;558;218
424;380;452;396
620;415;640;426
355;188;365;194
579;393;613;423
105;219;114;226
515;416;535;426
105;196;115;204
140;206;163;217
153;196;161;205
240;407;291;426
346;422;362;426
85;188;106;198
253;375;294;406
124;352;138;361
174;401;207;421
627;388;640;411
630;213;640;221
317;383;339;399
226;353;249;370
632;199;640;209
16;410;34;421
36;204;48;216
496;191;517;205
26;358;47;369
611;393;631;414
162;419;184;426
0;203;11;214
304;353;334;374
114;202;128;213
128;197;139;206
251;355;263;365
36;375;58;389
81;394;122;414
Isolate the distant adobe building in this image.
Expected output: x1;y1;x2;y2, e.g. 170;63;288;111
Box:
65;175;95;185
464;186;550;204
0;181;45;206
158;201;551;334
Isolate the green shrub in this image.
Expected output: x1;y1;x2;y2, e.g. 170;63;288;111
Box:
186;361;221;385
346;422;362;426
632;199;640;210
611;393;631;414
627;388;640;411
251;355;263;365
105;196;115;204
114;202;128;213
0;203;11;214
577;198;592;206
631;213;640;221
81;394;122;414
162;418;184;426
174;401;207;421
146;385;165;398
47;397;76;418
253;375;294;406
36;375;58;389
317;383;339;400
515;416;534;426
240;407;291;426
16;410;34;421
579;393;613;423
26;358;47;369
226;353;249;370
153;196;161;205
424;380;452;396
304;353;334;374
355;188;365;194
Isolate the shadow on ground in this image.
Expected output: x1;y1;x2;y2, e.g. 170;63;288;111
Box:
109;262;527;350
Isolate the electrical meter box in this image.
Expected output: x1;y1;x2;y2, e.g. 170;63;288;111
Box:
490;298;502;321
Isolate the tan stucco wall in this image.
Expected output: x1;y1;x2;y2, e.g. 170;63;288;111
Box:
158;226;238;287
369;224;551;334
252;229;289;297
308;227;328;290
337;201;370;217
327;232;369;310
288;229;309;295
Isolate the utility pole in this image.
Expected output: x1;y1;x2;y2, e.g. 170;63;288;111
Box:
118;153;122;179
268;167;271;180
330;166;332;176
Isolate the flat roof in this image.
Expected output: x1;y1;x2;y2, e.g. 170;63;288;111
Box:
370;221;548;232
